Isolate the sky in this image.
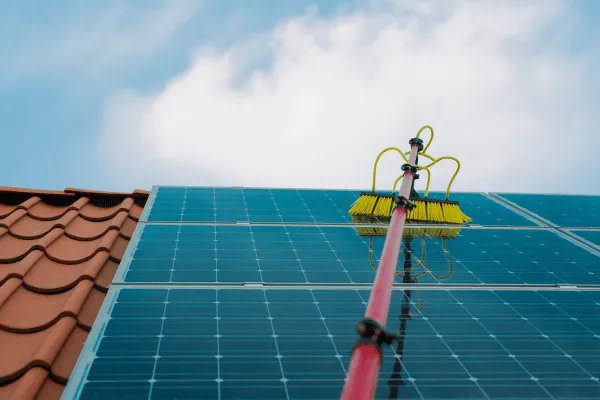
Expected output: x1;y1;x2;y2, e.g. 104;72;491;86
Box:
1;0;600;195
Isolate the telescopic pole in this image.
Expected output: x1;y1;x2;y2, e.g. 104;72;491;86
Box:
341;137;423;400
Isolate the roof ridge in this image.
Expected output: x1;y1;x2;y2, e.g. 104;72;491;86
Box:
0;186;149;198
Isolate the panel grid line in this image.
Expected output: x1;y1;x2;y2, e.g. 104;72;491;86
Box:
215;289;222;400
398;297;493;400
448;233;525;285
494;292;599;382
446;291;557;400
295;189;356;283
147;289;171;399
262;290;291;399
308;290;347;375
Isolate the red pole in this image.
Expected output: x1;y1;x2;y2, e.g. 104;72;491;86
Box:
341;142;420;400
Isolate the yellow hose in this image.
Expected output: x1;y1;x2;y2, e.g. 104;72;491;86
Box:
417;156;462;200
415;125;434;154
370;126;462;201
371;147;409;192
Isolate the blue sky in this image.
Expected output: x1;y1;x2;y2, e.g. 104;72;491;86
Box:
1;0;599;194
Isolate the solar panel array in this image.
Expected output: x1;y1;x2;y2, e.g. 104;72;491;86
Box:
65;187;600;400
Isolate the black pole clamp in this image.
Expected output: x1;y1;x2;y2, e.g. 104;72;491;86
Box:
352;318;400;357
394;196;416;211
408;137;424;152
401;163;418;175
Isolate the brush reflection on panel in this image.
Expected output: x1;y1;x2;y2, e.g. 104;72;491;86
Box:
387;237;416;399
364;229;456;397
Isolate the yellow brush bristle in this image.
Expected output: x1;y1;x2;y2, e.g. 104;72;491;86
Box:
409;200;428;222
355;226;460;238
428;202;444;223
441;203;472;224
350;194;472;225
404;200;472;224
349;195;377;216
373;197;394;217
356;227;389;236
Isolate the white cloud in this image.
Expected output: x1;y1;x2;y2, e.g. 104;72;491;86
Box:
101;0;599;194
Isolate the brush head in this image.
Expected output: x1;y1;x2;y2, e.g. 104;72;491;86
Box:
354;191;460;205
348;192;471;225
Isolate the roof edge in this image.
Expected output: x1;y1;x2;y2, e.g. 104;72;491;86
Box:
0;187;150;207
64;188;150;198
0;187;75;198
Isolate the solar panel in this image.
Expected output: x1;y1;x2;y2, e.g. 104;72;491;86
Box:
63;185;600;400
496;193;600;228
119;225;600;286
145;187;535;226
72;288;600;400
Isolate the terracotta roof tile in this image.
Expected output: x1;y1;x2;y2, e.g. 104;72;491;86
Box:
79;198;134;221
46;230;120;264
50;326;89;383
0;368;48;400
0;187;148;399
23;253;110;293
0;280;94;333
35;376;63;400
95;259;119;292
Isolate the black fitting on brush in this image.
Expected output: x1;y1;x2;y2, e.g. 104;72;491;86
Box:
394;196;416;211
352;318;399;357
408;137;424;152
401;163;418;175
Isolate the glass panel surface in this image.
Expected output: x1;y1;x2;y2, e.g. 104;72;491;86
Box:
147;187;534;226
79;288;600;400
123;225;600;286
498;193;600;228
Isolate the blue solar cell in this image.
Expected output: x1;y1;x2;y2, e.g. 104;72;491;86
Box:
498;193;600;227
75;288;600;400
121;225;600;286
146;187;533;226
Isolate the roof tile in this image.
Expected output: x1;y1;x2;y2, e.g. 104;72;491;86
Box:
80;198;134;221
95;259;120;292
0;317;76;381
65;211;128;240
8;210;78;240
120;214;137;239
0;228;62;263
50;326;88;383
46;229;119;264
27;198;88;221
0;251;43;287
110;234;130;261
77;287;106;330
23;252;110;293
0;280;93;333
129;203;144;221
0;368;48;400
0;187;148;398
35;376;63;400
